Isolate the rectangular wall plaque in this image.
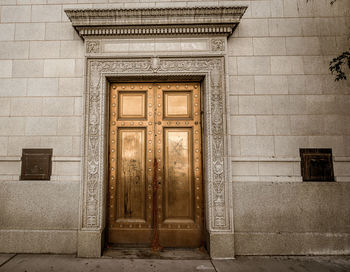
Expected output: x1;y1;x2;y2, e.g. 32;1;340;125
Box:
20;149;53;180
300;148;334;182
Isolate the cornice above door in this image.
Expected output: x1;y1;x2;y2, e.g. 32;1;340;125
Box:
65;6;247;39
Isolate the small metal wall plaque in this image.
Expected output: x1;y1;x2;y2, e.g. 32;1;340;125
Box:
300;148;334;182
20;149;53;180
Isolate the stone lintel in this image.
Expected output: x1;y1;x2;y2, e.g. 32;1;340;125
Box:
64;6;247;39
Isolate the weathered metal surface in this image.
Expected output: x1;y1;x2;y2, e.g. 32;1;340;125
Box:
108;82;203;247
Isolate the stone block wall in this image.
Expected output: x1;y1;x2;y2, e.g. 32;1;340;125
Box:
225;0;350;255
227;0;350;183
0;0;349;255
0;0;84;253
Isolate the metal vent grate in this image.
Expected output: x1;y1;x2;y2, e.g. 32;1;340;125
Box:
300;148;334;182
20;149;53;180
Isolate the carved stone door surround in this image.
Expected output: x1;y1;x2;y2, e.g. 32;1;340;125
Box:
65;6;247;259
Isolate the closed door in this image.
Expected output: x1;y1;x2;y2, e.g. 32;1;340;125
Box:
108;82;203;248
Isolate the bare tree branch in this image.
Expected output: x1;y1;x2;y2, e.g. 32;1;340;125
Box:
329;49;350;81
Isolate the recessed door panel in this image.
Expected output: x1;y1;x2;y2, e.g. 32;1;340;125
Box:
164;128;193;220
118;92;147;119
108;82;203;248
164;91;192;118
117;128;146;221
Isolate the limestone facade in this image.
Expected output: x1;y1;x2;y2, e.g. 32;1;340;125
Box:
0;0;349;258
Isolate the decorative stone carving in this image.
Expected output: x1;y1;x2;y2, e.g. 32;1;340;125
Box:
86;41;100;53
83;57;230;231
151;57;161;73
65;6;247;39
211;39;225;51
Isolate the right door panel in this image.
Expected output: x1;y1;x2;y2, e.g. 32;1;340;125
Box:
155;83;203;248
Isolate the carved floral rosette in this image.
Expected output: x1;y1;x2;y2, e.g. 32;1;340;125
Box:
83;57;230;231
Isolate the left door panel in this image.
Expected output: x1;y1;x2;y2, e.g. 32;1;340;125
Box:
108;83;154;245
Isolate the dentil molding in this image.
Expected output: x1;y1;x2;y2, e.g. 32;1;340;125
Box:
65;6;247;39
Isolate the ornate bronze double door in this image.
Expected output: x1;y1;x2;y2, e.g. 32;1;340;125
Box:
108;82;203;248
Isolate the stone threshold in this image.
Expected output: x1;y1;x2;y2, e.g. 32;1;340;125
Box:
103;247;210;260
